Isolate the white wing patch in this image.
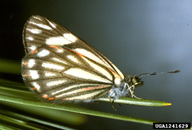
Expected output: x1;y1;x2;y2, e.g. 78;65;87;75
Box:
46;79;67;87
61;90;104;100
27;59;36;68
27;28;42;34
47;20;57;28
33;16;43;21
28;45;37;52
51;58;68;65
63;33;77;42
26;37;34;41
46;36;71;46
64;68;112;83
37;49;50;58
42;62;65;71
83;57;113;80
44;72;57;77
29;70;39;79
46;33;77;46
29;21;52;30
51;84;87;95
73;48;107;67
67;55;79;63
31;82;41;91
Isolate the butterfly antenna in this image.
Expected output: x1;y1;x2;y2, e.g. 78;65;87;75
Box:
138;70;180;78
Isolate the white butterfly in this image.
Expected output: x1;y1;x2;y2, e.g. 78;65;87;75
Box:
21;15;179;103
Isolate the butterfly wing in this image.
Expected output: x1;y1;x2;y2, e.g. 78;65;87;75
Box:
22;15;124;101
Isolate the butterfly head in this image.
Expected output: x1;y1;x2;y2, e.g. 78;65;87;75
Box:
124;69;180;88
124;75;143;88
121;70;180;98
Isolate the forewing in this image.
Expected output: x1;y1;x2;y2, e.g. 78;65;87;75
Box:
22;15;125;101
23;15;124;79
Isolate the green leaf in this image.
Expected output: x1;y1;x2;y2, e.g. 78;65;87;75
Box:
0;59;20;74
95;97;171;106
0;94;157;125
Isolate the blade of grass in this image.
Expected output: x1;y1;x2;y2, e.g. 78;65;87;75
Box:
0;94;159;125
1;101;86;125
0;110;76;130
0;123;17;130
0;59;20;74
0;114;42;130
95;97;171;106
0;79;28;89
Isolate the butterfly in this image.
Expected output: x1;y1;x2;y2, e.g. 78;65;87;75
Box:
21;15;179;103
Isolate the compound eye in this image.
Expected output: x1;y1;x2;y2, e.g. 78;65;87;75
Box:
134;81;143;86
132;77;143;87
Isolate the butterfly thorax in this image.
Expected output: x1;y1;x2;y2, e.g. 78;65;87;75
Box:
108;75;143;99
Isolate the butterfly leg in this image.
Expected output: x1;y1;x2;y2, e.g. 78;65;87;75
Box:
126;83;141;99
108;97;117;111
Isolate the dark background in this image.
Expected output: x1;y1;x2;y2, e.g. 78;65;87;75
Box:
1;0;192;130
